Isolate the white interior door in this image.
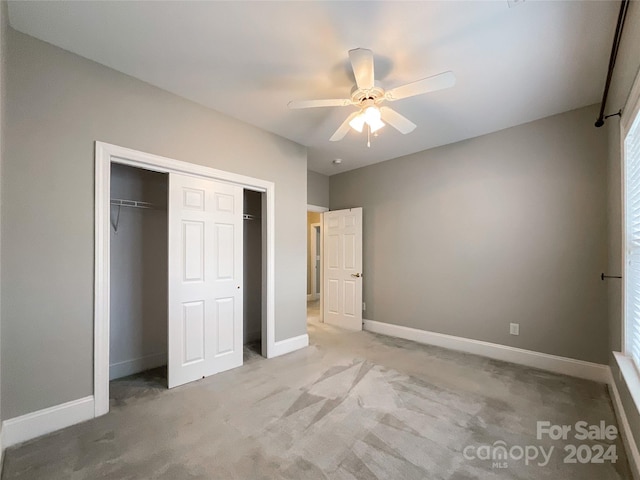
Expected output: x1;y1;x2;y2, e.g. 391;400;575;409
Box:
323;208;363;331
168;173;243;388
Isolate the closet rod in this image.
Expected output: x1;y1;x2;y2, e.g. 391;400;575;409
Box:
111;198;157;210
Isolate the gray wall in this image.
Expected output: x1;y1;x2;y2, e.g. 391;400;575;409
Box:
331;104;608;364
0;0;7;424
605;0;640;464
307;170;329;208
243;189;262;344
2;29;307;420
110;164;168;378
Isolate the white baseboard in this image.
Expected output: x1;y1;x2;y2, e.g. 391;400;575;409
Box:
609;370;640;480
307;294;318;301
363;320;610;384
1;396;95;448
109;352;167;380
270;334;309;358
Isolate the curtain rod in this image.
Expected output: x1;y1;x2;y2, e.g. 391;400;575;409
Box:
595;0;630;128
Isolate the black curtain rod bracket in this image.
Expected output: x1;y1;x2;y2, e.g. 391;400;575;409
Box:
605;109;623;120
601;273;623;280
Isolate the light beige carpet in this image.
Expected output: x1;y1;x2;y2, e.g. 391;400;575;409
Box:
1;313;631;479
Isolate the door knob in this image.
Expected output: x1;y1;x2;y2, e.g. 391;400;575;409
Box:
351;273;363;278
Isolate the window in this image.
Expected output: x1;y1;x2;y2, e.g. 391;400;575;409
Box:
625;101;640;371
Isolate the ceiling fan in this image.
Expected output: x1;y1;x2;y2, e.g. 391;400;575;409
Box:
288;48;456;145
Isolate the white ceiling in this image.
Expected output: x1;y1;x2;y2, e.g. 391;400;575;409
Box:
9;1;617;176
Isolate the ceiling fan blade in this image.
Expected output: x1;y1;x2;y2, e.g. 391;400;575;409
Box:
330;112;359;142
288;99;352;109
349;48;375;91
385;71;456;101
379;107;417;134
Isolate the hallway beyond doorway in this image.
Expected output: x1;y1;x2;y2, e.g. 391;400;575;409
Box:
307;299;320;324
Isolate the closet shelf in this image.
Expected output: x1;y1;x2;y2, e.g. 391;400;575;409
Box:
111;198;159;210
111;198;165;233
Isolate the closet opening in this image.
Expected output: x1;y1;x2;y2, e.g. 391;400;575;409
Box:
107;168;268;402
95;141;277;416
243;189;266;361
109;164;169;401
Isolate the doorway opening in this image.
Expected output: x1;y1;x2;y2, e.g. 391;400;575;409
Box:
95;142;276;417
307;205;328;324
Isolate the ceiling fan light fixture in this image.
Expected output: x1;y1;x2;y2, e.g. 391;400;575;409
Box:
349;105;385;134
349;114;366;133
363;106;381;124
369;118;385;133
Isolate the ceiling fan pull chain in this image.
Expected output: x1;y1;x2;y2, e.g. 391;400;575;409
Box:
367;124;371;148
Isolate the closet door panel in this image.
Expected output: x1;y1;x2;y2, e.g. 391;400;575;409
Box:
209;180;243;373
215;223;234;279
183;221;205;282
182;301;205;364
215;297;235;355
168;173;243;389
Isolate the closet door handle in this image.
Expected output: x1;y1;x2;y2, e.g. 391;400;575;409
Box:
351;273;362;278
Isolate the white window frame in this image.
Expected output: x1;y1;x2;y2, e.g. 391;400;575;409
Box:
623;69;640;368
612;67;640;446
620;66;640;480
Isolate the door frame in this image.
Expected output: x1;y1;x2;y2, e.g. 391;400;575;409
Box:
309;222;321;300
307;205;328;323
94;141;276;417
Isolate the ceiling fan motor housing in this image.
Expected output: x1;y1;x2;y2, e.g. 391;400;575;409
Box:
351;86;385;106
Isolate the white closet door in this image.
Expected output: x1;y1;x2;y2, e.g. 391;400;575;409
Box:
323;208;363;331
168;173;243;388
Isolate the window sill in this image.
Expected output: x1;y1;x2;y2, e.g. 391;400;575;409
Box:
613;351;640;416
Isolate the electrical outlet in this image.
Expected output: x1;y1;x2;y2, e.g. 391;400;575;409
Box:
363;302;366;311
510;323;520;336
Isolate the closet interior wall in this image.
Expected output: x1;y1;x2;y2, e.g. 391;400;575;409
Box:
110;164;168;380
243;189;263;346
